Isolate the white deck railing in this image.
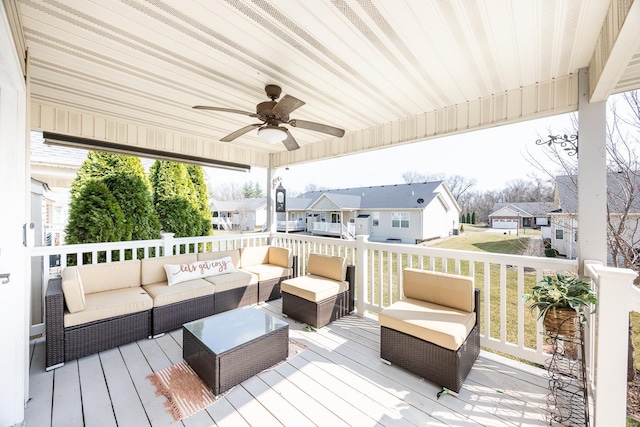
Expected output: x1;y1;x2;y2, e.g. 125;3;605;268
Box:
29;232;639;422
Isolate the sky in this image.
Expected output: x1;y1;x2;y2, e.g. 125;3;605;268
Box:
205;112;574;195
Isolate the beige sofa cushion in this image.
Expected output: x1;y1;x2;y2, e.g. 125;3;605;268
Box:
204;270;256;292
63;287;153;328
241;264;292;282
403;268;474;313
61;267;86;313
141;254;196;286
239;246;270;268
198;250;241;268
75;259;142;294
307;253;346;282
281;275;348;302
379;298;476;351
267;246;292;268
143;278;215;307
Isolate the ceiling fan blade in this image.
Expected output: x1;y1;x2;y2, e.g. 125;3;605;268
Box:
272;95;305;117
220;123;262;142
281;129;300;151
288;119;345;137
193;105;257;117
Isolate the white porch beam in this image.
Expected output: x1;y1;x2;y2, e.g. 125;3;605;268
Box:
589;0;640;102
30;102;271;169
577;68;607;272
274;75;579;168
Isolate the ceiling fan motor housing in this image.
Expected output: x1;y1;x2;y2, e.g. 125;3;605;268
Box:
264;84;282;100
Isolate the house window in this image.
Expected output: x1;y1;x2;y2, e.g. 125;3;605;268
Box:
372;212;379;227
392;212;409;228
556;219;564;240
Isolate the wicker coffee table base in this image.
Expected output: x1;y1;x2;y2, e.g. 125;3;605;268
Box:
183;320;288;395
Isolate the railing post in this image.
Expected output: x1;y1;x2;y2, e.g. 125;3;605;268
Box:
161;232;175;256
588;261;637;426
355;235;368;316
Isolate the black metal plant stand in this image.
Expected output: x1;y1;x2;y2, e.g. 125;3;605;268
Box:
543;316;590;426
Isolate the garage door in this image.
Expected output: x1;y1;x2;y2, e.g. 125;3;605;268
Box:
492;219;518;229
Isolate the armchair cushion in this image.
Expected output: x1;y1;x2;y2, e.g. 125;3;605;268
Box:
281;275;349;302
403;268;474;313
378;298;476;351
307;253;346;282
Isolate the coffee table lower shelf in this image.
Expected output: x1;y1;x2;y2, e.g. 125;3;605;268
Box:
183;323;288;395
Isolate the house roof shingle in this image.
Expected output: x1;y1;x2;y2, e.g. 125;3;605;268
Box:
295;181;448;210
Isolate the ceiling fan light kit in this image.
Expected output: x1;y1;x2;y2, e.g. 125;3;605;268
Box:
193;85;345;151
258;125;288;143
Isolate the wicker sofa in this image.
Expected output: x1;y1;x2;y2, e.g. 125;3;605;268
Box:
378;268;480;393
45;246;294;370
281;253;355;329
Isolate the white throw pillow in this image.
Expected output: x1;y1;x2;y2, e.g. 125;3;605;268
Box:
164;256;237;286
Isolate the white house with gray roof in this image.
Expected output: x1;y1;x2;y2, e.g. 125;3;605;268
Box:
488;202;554;230
210;198;267;231
279;181;461;243
550;175;640;262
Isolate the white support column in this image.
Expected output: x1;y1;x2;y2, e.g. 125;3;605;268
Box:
577;68;608;273
587;262;637;427
0;3;28;425
355;235;368;316
161;232;175;256
267;154;281;245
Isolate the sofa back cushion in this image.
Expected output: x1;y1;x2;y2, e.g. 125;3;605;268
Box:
141;254;196;285
403;268;474;313
76;259;142;294
307;253;346;282
61;267;86;313
239;246;269;268
268;246;292;268
198;250;240;267
164;257;238;286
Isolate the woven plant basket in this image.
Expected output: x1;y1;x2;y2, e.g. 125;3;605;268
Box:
543;307;579;338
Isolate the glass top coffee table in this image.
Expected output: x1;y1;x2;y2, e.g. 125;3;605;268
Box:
183;307;289;395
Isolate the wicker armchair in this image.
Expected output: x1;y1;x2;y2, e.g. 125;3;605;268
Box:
379;268;480;393
281;253;355;328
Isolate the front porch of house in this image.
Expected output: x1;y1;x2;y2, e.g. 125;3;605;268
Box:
25;298;557;427
26;231;640;425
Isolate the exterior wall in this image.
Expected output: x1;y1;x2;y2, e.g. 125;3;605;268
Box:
550;214;578;259
422;195;458;240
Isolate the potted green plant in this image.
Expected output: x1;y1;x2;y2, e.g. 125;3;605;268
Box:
522;273;597;336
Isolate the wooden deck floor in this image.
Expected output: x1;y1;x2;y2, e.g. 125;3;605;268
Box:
25;300;557;426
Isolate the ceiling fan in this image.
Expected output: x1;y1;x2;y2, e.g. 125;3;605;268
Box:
193;85;345;151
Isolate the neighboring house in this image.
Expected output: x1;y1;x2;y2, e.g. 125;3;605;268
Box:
550;175;640;262
279;181;461;243
488;202;554;230
210;198;267;231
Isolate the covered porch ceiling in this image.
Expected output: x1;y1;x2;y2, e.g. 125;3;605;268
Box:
8;0;640;171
